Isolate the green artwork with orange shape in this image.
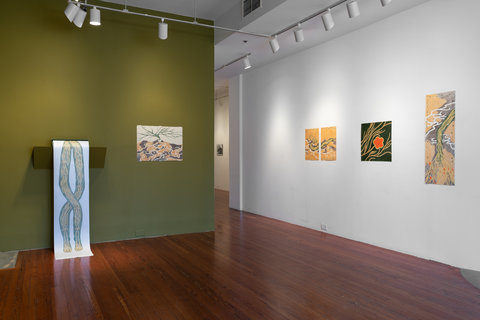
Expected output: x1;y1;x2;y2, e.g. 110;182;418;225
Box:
361;121;392;162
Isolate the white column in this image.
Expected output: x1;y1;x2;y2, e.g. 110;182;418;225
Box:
228;74;243;210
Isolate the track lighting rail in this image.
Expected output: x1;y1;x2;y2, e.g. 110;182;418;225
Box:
67;1;270;38
218;0;391;72
65;0;393;72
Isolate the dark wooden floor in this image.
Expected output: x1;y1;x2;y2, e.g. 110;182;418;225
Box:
1;190;480;319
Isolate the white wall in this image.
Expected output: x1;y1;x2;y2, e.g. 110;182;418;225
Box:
229;75;242;210
214;93;230;191
230;0;480;270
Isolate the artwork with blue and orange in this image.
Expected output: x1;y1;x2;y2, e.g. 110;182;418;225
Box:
137;125;183;161
305;128;319;160
361;121;392;162
425;91;455;185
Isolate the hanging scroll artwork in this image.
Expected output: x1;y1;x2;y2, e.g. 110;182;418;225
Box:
425;91;455;185
53;140;93;260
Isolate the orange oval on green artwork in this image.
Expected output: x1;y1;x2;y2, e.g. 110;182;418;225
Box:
373;136;384;149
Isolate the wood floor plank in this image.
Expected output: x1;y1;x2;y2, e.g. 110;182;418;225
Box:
1;189;480;319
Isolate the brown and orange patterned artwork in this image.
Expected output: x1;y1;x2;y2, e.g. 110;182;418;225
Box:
425;91;455;185
305;128;319;160
137;125;183;161
321;127;336;161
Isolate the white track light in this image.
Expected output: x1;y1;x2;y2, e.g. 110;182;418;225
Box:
159;20;168;40
380;0;392;7
269;36;280;53
294;24;304;43
90;7;101;26
347;1;360;18
243;56;252;70
322;9;335;31
73;8;87;28
65;3;80;22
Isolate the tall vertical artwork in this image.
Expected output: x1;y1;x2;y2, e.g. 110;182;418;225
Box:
53;140;93;260
361;121;392;162
137;125;183;162
425;91;455;185
305;128;319;160
321;127;336;161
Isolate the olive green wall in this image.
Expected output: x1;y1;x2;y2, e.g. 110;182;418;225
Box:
0;1;214;251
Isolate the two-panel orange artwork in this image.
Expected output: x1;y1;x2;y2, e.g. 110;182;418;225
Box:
305;127;336;161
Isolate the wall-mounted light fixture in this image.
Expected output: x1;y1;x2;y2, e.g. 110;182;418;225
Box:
65;2;80;22
243;55;252;70
294;24;304;43
215;53;253;72
381;0;392;7
269;36;280;53
322;9;335;31
73;7;87;28
347;1;360;18
90;6;101;26
159;19;168;40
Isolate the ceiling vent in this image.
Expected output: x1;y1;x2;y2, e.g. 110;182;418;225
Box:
243;0;261;18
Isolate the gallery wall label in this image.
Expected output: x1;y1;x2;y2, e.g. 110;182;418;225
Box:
305;128;319;160
425;91;455;185
361;121;392;162
53;140;93;260
137;125;183;162
321;127;337;161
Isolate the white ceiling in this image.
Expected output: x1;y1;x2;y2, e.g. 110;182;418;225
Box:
101;0;239;21
101;0;431;85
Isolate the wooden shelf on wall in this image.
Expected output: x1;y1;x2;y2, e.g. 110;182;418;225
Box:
32;147;107;169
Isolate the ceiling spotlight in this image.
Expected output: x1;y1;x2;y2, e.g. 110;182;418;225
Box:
159;19;168;40
269;35;280;53
90;7;101;26
73;7;87;28
380;0;392;6
347;1;360;18
294;24;304;43
322;9;335;31
65;3;80;22
243;56;252;70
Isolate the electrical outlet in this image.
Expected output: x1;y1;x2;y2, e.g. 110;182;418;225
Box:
320;224;328;232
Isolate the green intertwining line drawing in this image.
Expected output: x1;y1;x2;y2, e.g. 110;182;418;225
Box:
59;141;85;253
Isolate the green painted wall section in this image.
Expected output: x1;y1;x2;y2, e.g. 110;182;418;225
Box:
0;1;214;251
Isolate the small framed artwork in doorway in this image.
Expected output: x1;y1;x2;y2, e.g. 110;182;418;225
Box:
217;144;223;156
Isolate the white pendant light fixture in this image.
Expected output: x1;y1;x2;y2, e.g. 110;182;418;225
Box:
269;35;280;53
90;7;101;26
347;1;360;18
322;9;335;31
65;3;81;22
243;55;252;70
294;24;304;43
73;8;87;28
380;0;392;7
158;19;168;40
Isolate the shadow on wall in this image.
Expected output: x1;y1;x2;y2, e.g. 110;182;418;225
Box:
13;155;54;248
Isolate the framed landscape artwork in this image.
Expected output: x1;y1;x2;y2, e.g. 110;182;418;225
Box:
137;125;183;162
